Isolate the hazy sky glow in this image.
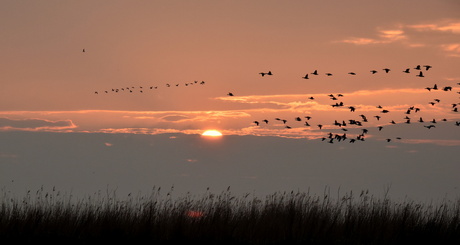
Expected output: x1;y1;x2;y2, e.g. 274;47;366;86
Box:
1;1;459;202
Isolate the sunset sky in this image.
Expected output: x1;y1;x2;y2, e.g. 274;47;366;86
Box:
1;1;459;202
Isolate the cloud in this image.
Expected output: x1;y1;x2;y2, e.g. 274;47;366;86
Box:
401;139;460;146
337;19;460;57
161;115;190;122
407;21;460;34
0;117;76;131
440;43;460;57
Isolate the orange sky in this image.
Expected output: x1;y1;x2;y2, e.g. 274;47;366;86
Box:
1;0;459;143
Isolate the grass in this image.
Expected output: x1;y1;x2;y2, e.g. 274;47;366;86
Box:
1;186;459;244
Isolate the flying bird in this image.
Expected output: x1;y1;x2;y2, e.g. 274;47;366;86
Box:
227;92;234;96
302;74;309;79
348;72;356;75
370;70;378;74
383;68;390;73
414;65;421;70
423;65;432;70
253;121;259;126
403;68;410;73
416;71;424;77
311;70;319;75
259;71;272;77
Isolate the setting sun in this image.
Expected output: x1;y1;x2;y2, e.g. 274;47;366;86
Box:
201;130;223;137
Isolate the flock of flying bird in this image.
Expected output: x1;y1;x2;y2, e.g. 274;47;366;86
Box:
94;81;206;94
256;64;433;80
243;65;460;144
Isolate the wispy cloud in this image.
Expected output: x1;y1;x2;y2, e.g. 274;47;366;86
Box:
0;117;76;132
402;139;460;146
337;19;460;57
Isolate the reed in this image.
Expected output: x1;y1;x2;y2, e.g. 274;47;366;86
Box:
1;186;459;244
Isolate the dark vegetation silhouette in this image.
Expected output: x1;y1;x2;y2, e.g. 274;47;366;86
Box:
1;186;459;244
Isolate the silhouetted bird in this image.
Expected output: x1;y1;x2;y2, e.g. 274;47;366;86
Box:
370;70;377;74
318;124;323;129
403;68;410;73
424;125;435;129
82;49;85;52
253;121;259;126
381;109;389;113
311;70;318;75
325;73;333;76
424;65;432;71
414;65;421;70
416;71;424;77
259;71;272;76
383;68;390;73
348;106;356;112
378;126;383;131
302;74;309;79
227;92;234;96
348;72;356;75
308;96;314;100
263;119;269;124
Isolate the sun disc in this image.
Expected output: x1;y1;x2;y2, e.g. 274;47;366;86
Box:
201;130;223;137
